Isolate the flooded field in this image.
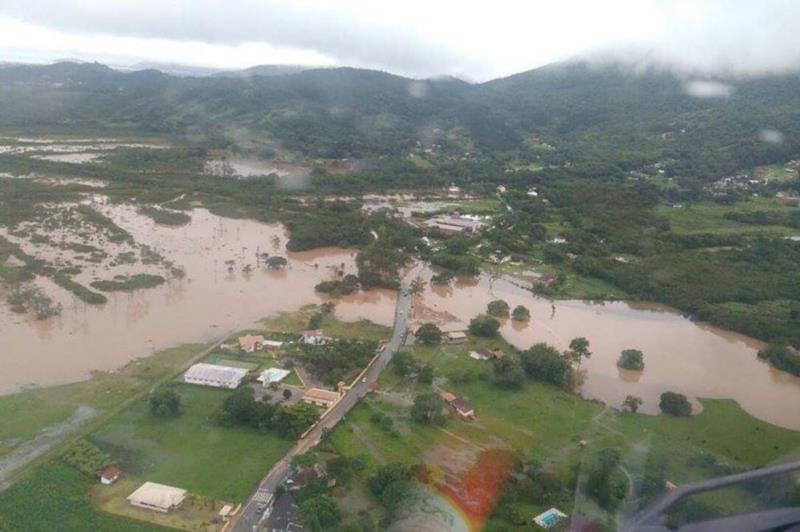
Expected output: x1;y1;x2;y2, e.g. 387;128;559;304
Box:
0;203;396;394
413;268;800;430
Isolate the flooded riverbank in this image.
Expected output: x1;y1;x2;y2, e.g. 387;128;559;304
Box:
412;268;800;430
0;205;396;394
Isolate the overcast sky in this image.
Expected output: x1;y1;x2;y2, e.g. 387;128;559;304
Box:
1;0;800;81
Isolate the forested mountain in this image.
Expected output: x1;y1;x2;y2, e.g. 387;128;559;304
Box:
1;60;800;178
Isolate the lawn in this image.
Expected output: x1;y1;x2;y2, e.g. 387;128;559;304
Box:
89;383;292;502
0;463;168;531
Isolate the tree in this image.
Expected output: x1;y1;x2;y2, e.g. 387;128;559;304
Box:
567;337;591;365
391;351;418;376
299;495;341;531
368;463;416;520
217;387;257;426
487;299;510;317
469;314;501;337
622;395;643;413
659;392;692;417
307;312;324;329
493;356;525;388
410;393;446;425
415;323;442;345
520;343;571;386
511;305;530;321
617;349;645;371
283;388;293;400
149;388;181;418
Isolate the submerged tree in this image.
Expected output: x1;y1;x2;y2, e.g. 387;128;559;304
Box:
469;314;501;337
659;392;692;417
622;395;643;413
617;349;645;371
487;299;510;317
511;305;530;321
567;337;592;365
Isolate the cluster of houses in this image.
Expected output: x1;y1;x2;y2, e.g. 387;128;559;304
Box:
263;463;336;530
469;347;505;361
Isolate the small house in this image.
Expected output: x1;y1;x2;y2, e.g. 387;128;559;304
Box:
446;331;467;344
300;329;327;345
100;466;120;485
442;392;475;421
127;482;187;513
262;339;284;350
302;388;340;408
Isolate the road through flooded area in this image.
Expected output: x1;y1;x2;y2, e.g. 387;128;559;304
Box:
0;204;395;394
412;268;800;430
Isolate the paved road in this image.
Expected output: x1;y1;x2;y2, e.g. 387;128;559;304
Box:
232;266;418;531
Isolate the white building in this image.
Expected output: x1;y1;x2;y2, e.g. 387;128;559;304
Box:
183;363;248;389
127;482;187;513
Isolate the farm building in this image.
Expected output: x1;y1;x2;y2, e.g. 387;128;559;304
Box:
127;482;187;513
302;388;340;408
258;367;291;385
183;363;248;389
99;466;120;485
238;334;265;353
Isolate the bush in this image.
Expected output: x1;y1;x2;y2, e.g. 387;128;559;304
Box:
469;314;501;337
659;391;692;416
617;349;645;371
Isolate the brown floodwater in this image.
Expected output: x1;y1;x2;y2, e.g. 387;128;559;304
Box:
412;268;800;430
0;205;395;394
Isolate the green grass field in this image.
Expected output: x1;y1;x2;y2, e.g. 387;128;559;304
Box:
657;198;798;236
0;343;208;463
89;384;292;502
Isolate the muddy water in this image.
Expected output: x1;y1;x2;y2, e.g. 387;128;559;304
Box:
0;206;395;394
413;268;800;430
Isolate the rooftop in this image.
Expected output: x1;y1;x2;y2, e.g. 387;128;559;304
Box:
127;481;187;510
